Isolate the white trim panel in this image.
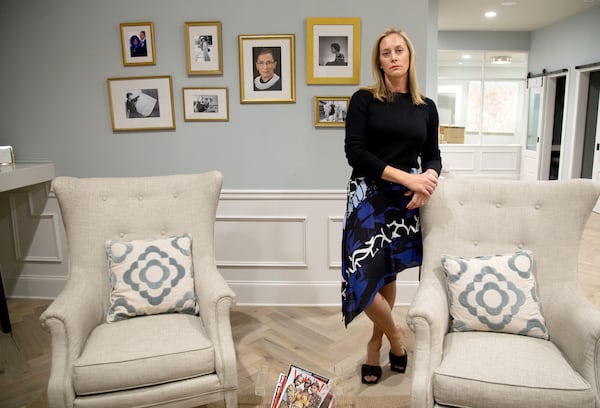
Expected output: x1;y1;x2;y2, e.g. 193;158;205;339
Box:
215;216;308;268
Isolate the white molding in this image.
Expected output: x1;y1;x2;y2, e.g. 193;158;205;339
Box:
215;215;308;268
9;188;62;263
328;216;343;268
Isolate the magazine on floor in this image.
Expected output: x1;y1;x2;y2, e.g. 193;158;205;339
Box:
270;364;334;408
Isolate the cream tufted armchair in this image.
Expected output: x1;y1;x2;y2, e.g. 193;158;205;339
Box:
40;171;238;408
407;178;600;408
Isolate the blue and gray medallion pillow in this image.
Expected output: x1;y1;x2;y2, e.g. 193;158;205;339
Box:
106;233;199;322
441;250;548;339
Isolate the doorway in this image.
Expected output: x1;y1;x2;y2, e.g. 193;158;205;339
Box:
581;71;600;180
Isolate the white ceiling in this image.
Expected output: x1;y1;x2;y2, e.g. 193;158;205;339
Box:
439;0;599;31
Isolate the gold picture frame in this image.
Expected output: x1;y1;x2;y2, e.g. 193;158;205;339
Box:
107;76;175;131
306;17;360;84
238;34;296;104
184;21;223;75
182;87;229;122
314;96;350;128
120;22;156;66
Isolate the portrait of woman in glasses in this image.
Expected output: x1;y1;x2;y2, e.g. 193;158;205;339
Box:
253;47;282;91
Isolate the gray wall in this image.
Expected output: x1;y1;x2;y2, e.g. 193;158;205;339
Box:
528;6;600;179
0;0;436;189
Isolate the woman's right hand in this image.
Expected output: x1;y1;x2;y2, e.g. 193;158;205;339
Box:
404;171;438;197
382;166;438;197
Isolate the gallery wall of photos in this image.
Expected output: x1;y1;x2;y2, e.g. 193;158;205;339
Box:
108;18;360;132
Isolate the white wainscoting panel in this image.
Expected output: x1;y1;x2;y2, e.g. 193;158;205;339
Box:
216;216;307;268
9;189;62;262
440;144;521;179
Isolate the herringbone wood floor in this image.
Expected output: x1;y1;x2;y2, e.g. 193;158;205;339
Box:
1;212;599;408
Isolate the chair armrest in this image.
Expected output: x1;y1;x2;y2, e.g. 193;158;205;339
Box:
406;268;451;408
543;282;600;399
39;269;105;407
193;256;237;390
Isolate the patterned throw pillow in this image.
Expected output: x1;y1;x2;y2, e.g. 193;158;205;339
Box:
106;233;199;322
441;250;548;339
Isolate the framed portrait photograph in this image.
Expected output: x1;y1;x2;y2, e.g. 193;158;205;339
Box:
107;76;175;131
306;17;360;84
182;87;229;122
238;34;296;104
120;22;156;66
184;21;223;75
314;96;350;128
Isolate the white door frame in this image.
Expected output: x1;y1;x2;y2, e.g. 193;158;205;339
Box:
521;76;544;180
568;66;600;178
538;72;569;180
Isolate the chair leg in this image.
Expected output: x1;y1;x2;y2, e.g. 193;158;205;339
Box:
224;390;238;408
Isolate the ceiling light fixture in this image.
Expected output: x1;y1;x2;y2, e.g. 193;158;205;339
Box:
462;54;471;59
492;56;512;65
485;10;497;18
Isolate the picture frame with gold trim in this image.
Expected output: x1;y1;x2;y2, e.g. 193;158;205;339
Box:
120;22;156;66
238;34;296;104
306;17;360;84
314;96;350;128
184;21;223;75
107;75;175;131
182;87;229;122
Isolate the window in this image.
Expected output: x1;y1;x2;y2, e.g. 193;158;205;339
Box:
438;50;528;145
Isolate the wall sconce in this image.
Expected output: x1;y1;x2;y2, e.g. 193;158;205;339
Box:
492;56;512;65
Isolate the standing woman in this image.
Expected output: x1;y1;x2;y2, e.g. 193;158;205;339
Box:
341;28;442;384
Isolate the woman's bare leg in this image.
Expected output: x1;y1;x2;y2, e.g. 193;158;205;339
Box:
365;282;406;357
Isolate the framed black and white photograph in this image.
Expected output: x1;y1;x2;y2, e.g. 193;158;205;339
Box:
306;18;360;84
238;34;296;103
182;87;229;122
314;96;350;127
120;22;156;66
184;21;223;75
107;76;175;131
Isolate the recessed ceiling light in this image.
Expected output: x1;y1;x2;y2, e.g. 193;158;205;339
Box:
462;54;471;59
485;10;497;18
492;56;512;65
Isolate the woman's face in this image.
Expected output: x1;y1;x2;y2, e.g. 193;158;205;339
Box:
379;33;410;80
255;52;277;81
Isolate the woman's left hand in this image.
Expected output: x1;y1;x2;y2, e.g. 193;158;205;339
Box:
406;191;429;210
405;169;438;210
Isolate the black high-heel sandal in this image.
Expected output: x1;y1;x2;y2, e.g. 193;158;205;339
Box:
389;349;408;373
361;364;382;384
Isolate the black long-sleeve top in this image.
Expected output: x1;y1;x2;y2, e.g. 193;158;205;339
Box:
344;89;442;180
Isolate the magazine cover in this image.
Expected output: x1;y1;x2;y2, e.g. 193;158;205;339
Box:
273;364;331;408
270;373;287;408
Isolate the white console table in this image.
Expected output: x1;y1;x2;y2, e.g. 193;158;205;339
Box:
0;162;55;333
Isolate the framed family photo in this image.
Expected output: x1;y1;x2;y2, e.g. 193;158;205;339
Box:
107;75;175;131
306;17;360;84
182;87;229;122
120;22;156;66
314;96;350;127
238;34;296;103
184;21;223;75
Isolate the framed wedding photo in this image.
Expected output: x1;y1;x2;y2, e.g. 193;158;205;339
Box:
238;34;296;104
107;76;175;131
306;17;360;84
182;87;229;122
120;22;156;66
314;96;350;128
184;21;223;75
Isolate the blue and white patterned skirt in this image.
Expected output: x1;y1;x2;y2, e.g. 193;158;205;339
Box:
341;177;423;326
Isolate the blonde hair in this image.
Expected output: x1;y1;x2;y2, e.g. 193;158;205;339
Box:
365;28;425;105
